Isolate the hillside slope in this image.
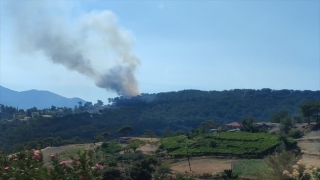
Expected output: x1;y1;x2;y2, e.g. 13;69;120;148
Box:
112;89;320;124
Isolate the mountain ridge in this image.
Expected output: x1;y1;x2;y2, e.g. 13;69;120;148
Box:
0;85;86;109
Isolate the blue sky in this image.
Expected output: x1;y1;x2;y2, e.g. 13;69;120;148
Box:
1;0;319;103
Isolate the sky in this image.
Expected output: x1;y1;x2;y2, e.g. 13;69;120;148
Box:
0;0;319;103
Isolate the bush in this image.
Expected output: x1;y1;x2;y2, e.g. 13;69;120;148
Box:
282;159;320;180
100;141;122;154
198;172;213;179
209;140;217;148
103;168;122;180
129;156;159;180
284;137;298;150
288;129;304;139
154;164;172;180
107;159;118;167
264;151;301;180
174;173;195;180
222;169;238;179
116;152;146;161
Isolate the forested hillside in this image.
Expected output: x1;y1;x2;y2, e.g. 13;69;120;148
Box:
112;89;320;124
0;89;319;153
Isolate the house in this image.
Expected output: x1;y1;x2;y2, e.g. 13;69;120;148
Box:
13;112;26;119
253;122;279;130
225;122;243;129
209;129;217;133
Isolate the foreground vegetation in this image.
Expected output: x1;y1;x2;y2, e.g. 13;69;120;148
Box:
0;140;198;180
0;138;319;180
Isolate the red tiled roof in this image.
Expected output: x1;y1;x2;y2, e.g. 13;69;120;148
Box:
225;122;242;127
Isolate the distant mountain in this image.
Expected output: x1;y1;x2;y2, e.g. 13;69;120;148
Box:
0;86;86;109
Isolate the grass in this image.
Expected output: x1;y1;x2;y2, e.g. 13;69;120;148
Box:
232;159;269;178
58;146;87;159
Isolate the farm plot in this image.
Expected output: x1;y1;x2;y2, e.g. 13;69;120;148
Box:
161;132;281;158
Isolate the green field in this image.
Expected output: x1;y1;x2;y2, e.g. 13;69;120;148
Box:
232;159;269;178
161;132;281;158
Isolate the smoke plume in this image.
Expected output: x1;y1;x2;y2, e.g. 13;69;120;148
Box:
7;2;140;96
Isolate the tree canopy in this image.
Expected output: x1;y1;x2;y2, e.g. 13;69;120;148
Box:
117;126;133;137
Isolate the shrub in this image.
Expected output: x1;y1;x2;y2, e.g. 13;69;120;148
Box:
283;159;320;180
103;167;122;180
116;152;146;161
209;140;217;148
174;173;196;180
264;151;301;180
100;141;122;154
288;129;304;139
222;169;238;179
284;137;298;150
107;159;118;167
128;139;143;152
129;156;159;180
197;172;213;179
154;164;172;180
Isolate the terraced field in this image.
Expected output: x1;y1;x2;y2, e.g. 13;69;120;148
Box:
161;132;281;158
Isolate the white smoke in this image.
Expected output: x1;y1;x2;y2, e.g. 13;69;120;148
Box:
7;1;140;96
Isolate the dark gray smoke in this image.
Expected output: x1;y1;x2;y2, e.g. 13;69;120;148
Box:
7;1;140;96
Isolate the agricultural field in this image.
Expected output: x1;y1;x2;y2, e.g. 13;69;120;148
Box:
161;132;281;158
232;159;269;178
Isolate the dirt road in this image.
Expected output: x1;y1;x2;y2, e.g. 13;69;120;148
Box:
297;129;320;167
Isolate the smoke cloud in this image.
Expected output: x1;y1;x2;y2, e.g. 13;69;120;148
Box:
7;2;140;96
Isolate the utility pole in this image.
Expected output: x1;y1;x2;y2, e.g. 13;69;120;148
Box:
185;145;191;171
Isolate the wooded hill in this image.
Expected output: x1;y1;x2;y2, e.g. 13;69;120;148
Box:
111;89;319;124
0;89;319;153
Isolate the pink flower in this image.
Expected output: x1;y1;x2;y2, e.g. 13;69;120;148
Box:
59;160;68;165
25;150;29;153
292;165;299;169
292;169;300;177
283;170;289;175
304;169;310;174
50;154;56;158
297;160;304;165
32;150;41;159
4;166;9;170
25;158;28;160
33;150;40;155
13;158;18;161
96;164;104;170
